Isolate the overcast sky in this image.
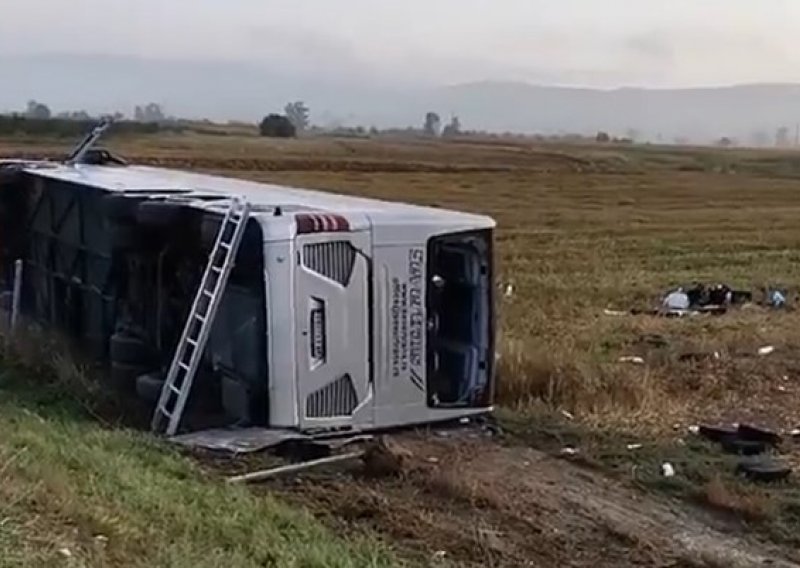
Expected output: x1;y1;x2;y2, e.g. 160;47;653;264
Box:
3;0;800;88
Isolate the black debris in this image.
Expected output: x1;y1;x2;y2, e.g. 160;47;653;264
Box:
721;437;768;456
698;424;738;443
736;458;792;483
737;423;782;447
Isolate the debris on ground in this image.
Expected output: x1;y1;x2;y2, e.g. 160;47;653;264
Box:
721;438;768;456
624;282;790;318
618;356;645;365
736;458;792;483
267;433;800;567
227;451;366;484
770;290;787;308
663;289;690;311
560;446;579;457
661;462;676;477
693;422;794;481
697;424;737;443
603;308;628;316
362;437;411;478
758;345;776;357
737;424;782;447
639;333;669;348
678;351;721;363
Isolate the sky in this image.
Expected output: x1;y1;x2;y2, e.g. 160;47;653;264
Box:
4;0;800;88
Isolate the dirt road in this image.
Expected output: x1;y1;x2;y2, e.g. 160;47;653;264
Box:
269;432;799;567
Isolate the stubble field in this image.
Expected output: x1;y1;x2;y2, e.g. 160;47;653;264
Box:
5;131;800;566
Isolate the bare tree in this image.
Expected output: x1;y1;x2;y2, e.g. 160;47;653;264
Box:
442;115;462;138
424;112;441;136
716;137;734;148
134;103;165;123
284;101;310;132
25;100;51;120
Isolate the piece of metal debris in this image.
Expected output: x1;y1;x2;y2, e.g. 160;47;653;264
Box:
603;308;628;316
737;423;782;447
661;462;675;477
226;451;366;484
626;443;643;451
758;345;776;356
736;458;792;483
560;446;579;456
618;356;645;365
58;548;72;558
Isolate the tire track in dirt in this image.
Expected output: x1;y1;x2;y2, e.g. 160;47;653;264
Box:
268;433;800;567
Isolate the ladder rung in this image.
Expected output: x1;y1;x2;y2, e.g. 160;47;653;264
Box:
219;242;232;250
170;385;182;396
187;338;198;347
202;290;214;298
211;267;223;274
158;407;172;419
179;362;190;371
194;314;207;324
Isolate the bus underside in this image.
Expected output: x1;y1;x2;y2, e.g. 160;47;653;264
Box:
0;169;269;431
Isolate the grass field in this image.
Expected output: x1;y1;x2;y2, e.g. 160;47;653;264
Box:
5;132;800;565
0;344;393;568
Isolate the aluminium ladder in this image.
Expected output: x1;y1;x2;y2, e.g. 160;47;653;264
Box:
151;196;251;436
65;118;113;165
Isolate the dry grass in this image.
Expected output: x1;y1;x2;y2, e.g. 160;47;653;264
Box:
7;133;800;435
702;476;774;522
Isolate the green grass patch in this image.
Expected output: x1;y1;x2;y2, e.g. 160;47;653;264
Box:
0;369;395;568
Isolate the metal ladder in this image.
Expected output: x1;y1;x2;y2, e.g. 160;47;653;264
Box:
65;118;113;165
151;196;251;436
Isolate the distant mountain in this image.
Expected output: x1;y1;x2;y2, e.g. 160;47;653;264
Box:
3;54;800;143
433;81;800;142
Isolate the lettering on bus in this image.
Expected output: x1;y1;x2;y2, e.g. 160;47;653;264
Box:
389;248;425;392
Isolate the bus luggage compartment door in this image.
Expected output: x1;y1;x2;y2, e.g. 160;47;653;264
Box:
294;230;373;429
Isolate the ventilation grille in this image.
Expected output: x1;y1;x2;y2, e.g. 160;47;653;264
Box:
305;375;359;418
303;241;356;286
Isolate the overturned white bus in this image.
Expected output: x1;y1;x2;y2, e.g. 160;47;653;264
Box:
0;140;496;447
